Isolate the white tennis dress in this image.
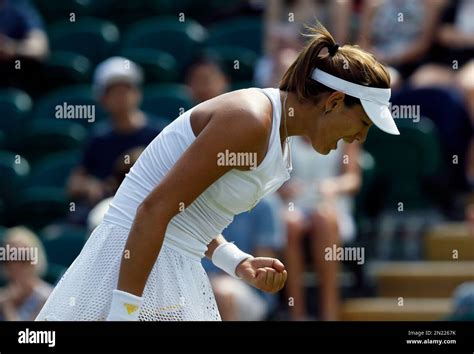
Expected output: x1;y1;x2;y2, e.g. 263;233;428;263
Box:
36;88;292;321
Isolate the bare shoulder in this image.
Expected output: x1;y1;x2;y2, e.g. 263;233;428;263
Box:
190;89;274;144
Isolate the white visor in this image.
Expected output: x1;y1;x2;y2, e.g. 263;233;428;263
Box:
311;69;400;135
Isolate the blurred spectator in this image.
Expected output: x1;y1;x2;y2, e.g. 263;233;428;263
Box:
185;56;230;104
67;57;162;222
256;0;353;87
87;146;144;232
278;138;361;320
446;282;474;321
0;227;52;321
0;0;49;93
202;196;285;321
409;0;474;187
357;0;443;87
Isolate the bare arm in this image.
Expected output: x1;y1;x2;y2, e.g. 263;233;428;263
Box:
377;0;443;65
117;104;269;296
205;235;227;259
67;167;105;203
0;30;48;61
318;142;362;198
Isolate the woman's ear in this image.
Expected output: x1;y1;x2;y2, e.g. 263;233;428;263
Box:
324;92;346;114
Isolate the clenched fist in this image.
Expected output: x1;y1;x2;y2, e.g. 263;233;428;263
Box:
236;257;287;293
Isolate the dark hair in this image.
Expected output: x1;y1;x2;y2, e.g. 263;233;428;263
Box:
280;23;391;107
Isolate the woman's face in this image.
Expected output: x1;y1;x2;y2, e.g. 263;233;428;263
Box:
306;93;373;155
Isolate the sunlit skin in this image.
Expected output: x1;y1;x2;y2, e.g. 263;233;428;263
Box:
279;90;374;155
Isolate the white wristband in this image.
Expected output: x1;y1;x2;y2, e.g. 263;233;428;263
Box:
212;242;253;279
106;289;143;321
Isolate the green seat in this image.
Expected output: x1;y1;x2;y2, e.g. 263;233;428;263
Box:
148;0;241;21
231;81;254;91
118;48;179;83
43;262;67;285
205;46;257;82
33;84;106;126
28;150;80;188
0;151;30;207
11;187;69;230
40;51;92;92
142;84;193;121
13;120;87;162
206;17;263;55
40;224;87;268
0;89;32;139
122;16;207;71
89;0;152;29
364;118;442;211
33;0;92;24
48;17;120;64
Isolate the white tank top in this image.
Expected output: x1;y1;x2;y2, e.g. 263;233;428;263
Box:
103;88;292;258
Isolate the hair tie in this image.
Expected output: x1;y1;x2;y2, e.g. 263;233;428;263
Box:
328;43;340;56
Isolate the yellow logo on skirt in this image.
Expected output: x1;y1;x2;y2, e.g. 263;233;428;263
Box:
124;303;138;314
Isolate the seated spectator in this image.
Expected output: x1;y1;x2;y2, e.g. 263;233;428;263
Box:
0;0;49;93
87;147;144;233
0;227;52;321
185;56;230;104
256;0;353;88
67;57;162;222
278;137;361;320
446;282;474;321
202;196;285;321
410;0;474;187
357;0;443;87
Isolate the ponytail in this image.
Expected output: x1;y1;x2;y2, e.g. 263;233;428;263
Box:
280;23;391;105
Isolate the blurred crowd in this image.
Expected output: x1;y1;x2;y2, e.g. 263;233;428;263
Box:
0;0;473;321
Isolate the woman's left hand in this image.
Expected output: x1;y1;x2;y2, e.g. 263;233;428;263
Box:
236;257;288;293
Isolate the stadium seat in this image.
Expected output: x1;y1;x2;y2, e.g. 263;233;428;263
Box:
0;89;33;141
13;120;87;162
33;85;106;126
122;16;207;71
142;84;193;121
205;45;257;82
32;0;92;24
231;81;255;91
11;187;69;230
88;0;152;29
392;87;472;191
28;150;80;188
40;224;87;268
43;262;67;286
0;151;30;208
48;18;120;64
118;48;179;83
40;51;92;92
206;17;263;55
147;0;242;20
364;118;442;211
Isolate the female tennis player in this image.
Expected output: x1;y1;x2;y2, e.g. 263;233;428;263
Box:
36;24;399;321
